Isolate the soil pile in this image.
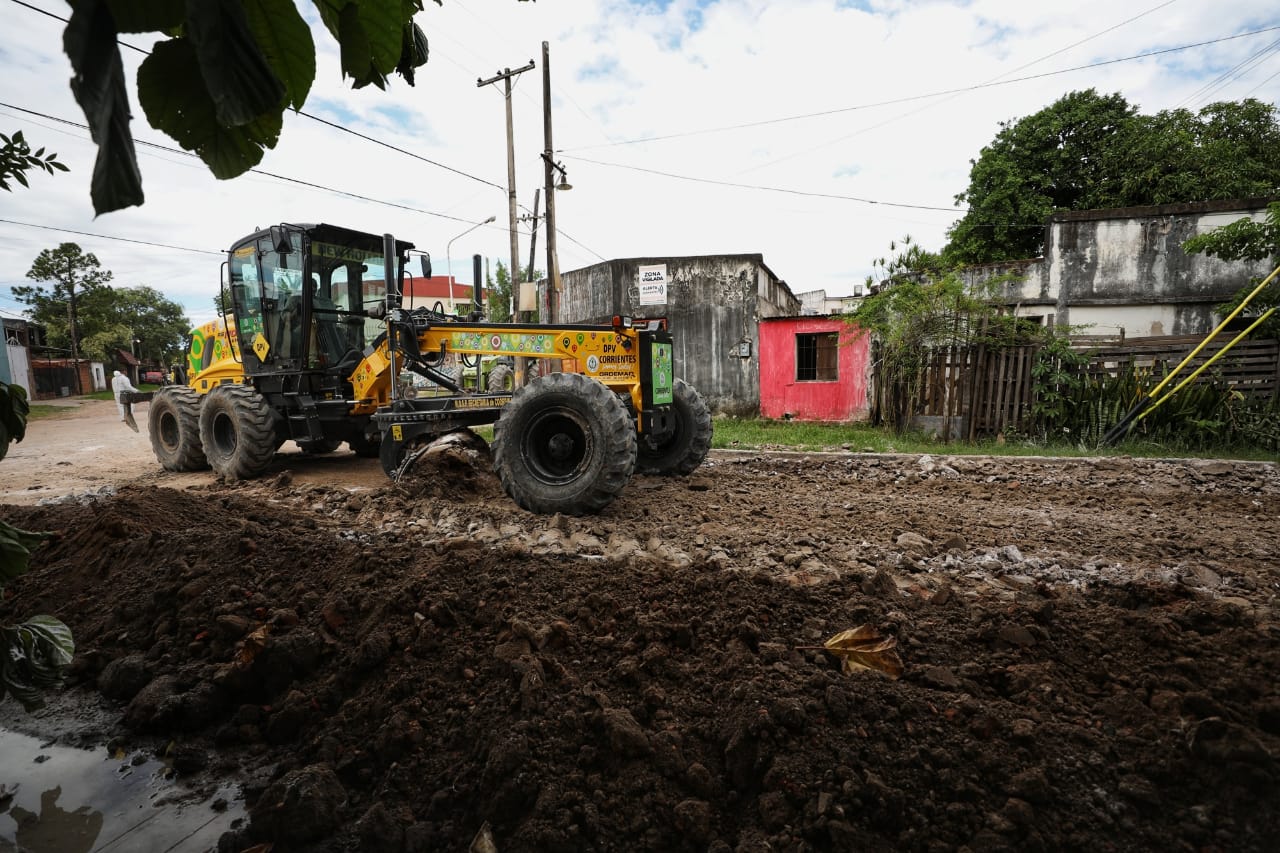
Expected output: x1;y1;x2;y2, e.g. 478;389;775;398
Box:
2;452;1278;852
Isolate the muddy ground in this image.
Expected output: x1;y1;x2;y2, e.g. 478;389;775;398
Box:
2;401;1279;851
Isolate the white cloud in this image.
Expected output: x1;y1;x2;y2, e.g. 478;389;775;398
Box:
1;0;1277;330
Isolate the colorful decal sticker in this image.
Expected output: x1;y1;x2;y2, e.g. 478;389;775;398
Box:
253;332;270;361
586;355;600;373
651;342;673;405
447;332;558;355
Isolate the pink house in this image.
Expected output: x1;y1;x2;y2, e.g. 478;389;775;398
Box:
758;316;870;421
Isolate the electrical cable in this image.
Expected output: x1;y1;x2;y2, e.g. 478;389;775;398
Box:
561;24;1280;152
0;217;223;255
0;102;505;229
735;0;1184;177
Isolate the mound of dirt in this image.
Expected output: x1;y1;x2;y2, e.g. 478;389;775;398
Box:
2;452;1278;852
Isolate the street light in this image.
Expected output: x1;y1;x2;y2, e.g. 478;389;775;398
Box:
446;216;497;309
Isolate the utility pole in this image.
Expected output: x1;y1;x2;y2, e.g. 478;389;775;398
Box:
478;59;535;320
522;188;542;319
541;40;571;325
66;255;82;394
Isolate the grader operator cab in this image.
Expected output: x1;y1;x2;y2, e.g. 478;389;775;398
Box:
146;222;711;515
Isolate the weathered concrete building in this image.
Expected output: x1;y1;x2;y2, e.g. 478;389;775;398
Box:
551;254;799;414
968;197;1278;338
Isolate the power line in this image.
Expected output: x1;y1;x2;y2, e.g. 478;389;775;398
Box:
561;25;1280;152
562;155;965;213
735;0;1184;177
0;217;223;255
0;102;504;229
1177;36;1280;109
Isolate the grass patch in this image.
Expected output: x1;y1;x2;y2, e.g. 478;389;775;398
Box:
710;417;1278;461
27;404;81;420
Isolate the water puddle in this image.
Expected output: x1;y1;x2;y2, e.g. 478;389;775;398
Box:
0;727;244;853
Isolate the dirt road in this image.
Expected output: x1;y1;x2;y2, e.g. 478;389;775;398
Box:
2;400;1278;851
1;398;388;504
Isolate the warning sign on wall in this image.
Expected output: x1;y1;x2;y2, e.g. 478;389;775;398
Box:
638;264;668;306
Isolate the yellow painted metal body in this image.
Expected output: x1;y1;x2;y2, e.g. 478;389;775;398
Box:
186;313;653;424
348;323;651;418
186;315;245;395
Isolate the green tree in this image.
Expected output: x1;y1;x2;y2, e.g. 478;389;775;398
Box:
1182;201;1280;337
14;243;114;365
14;246;191;364
849;238;996;433
486;260;544;322
947;90;1137;264
487;260;514;322
946;92;1280;264
60;0;530;215
0;130;69;191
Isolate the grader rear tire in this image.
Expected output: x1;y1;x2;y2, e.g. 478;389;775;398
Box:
199;384;279;480
148;386;208;471
636;379;712;475
487;363;514;392
492;372;636;515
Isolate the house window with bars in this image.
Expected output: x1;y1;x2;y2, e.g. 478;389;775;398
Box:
796;332;838;381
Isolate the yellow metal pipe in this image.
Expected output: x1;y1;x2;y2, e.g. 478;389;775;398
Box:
1144;262;1280;400
1136;306;1278;423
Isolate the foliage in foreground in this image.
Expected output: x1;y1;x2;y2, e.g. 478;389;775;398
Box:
0;381;73;712
0;130;69;191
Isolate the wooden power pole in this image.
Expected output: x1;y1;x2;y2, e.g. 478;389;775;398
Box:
477;59;535;318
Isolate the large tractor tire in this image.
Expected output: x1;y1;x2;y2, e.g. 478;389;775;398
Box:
198;384;279;480
148;386;208;471
492;372;637;515
636;379;713;476
487;362;514;392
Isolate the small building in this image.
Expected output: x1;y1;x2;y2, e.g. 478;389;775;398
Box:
2;319;33;395
970;196;1278;338
401;275;488;316
553;254;801;414
758;316;871;421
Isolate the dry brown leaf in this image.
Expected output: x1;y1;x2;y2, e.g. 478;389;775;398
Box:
823;625;904;679
237;624;271;665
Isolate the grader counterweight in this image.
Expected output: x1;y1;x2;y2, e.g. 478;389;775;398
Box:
144;222;711;515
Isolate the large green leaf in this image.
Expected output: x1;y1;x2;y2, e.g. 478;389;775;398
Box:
138;38;279;179
337;3;376;85
185;0;287;127
0;519;49;588
1;615;75;712
358;0;403;76
63;0;145;214
105;0;185;34
0;382;29;459
243;0;317;111
200;109;282;179
314;1;425;89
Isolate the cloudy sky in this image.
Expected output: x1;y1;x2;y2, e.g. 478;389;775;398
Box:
1;0;1277;329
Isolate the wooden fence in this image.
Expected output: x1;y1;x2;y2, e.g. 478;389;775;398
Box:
1079;336;1278;399
870;336;1279;440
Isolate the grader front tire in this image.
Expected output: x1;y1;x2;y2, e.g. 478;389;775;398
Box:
198;385;279;480
492;373;637;515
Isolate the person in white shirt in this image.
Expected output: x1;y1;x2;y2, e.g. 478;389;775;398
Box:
111;370;138;421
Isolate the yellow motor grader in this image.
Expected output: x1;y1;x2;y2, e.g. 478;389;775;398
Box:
143;222;711;515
